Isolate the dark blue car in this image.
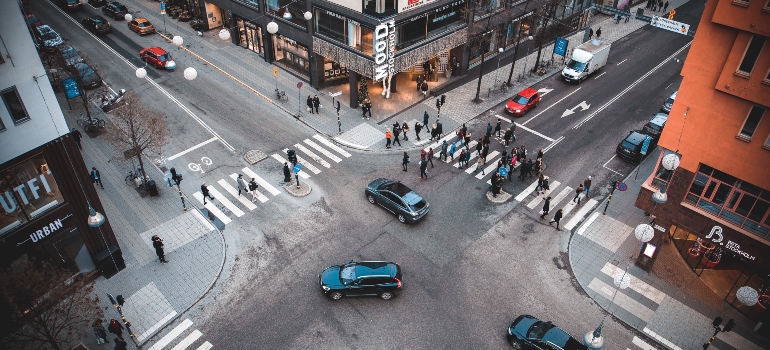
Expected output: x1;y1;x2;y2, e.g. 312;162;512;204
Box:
319;261;402;301
507;315;588;349
365;178;429;223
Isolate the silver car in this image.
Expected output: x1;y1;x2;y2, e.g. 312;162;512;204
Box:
57;45;84;67
661;91;677;113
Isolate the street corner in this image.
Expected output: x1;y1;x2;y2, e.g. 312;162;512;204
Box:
486;190;511;203
283;181;312;197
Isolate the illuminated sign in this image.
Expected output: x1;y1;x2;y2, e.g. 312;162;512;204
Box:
373;20;396;82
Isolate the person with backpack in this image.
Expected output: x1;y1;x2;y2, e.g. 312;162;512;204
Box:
248;178;259;202
402;152;410;172
440;140;449;161
574;184;585;204
458;149;467;169
449;142;457;161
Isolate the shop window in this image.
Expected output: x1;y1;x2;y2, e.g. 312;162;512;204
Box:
272;35;310;74
737;35;766;76
426;3;465;39
236;18;264;55
1;154;64;236
739;104;766;140
236;0;259;10
474;0;503;20
397;18;427;50
313;9;373;55
315;9;346;43
469;27;503;65
1;86;30;125
322;57;349;83
363;0;396;17
265;0;307;28
505;18;531;47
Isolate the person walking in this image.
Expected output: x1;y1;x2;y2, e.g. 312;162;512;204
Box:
486;122;493;137
526;159;535;177
306;95;314;114
152;235;167;263
584;176;592;197
419;159;429;179
114;338;128;350
475;156;486;175
421;81;429;96
430;124;439;141
283;163;292;183
518;159;527;180
464;150;471;169
365;100;372;119
449;142;457;160
91;167;103;189
201;182;215;203
456;129;464;145
417;74;423;91
427;148;435;168
503;128;513;147
385;128;393;149
542;176;550;196
458;149;467;168
414;121;423;141
574;184;585;204
481;144;489;163
423;111;430;131
535;173;545;194
508;154;517;182
440;140;449;161
402;121;410;141
248;178;259;202
494;119;502;137
402;152;410;172
420;149;427;163
236;174;247;197
108;319;124;339
537;148;544;161
596;27;602;38
393;125;402;147
72;128;83;150
312;95;320;114
540;196;552;221
663;1;669;12
549;209;563;230
476;138;483;156
464;132;472;149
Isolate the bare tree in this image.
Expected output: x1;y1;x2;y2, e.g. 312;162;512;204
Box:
0;259;103;350
505;0;535;86
43;49;107;130
104;93;169;189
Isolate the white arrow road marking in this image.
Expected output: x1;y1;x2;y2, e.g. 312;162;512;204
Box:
313;134;352;157
206;187;245;217
304;139;342;162
217;179;258;210
523;87;582;125
271;154;310;179
561;101;591;118
241;167;282;195
192;193;231;224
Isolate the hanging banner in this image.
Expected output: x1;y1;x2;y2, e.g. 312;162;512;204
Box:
650;16;690;35
399;0;439;13
373;20;396;82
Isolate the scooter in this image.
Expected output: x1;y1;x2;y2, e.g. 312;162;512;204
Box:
101;89;126;112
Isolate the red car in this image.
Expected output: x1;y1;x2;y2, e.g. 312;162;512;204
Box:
139;47;176;70
505;87;541;116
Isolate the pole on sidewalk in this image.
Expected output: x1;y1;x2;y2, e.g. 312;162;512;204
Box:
603;180;618;215
336;101;341;134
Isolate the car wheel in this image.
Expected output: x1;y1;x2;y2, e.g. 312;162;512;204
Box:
397;214;407;223
379;291;393;300
510;339;523;349
329;292;343;301
367;195;376;204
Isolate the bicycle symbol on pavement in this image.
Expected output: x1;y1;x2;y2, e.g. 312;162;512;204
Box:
188;157;213;173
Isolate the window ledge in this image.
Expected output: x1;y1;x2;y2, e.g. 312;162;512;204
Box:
762;79;770;86
12;117;30;126
731;0;750;7
733;71;751;79
735;134;752;143
762;143;770;151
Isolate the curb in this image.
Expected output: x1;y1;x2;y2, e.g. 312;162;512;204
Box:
283;182;312;197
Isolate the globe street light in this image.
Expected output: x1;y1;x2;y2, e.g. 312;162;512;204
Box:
172;35;184;46
266;21;279;34
304;11;313;20
652;153;680;203
635;223;655;243
218;28;231;41
493;47;504;90
183;67;197;81
124;14;132;21
135;67;147;79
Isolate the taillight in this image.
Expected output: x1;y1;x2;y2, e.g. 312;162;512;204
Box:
643;122;650;129
395;278;402;288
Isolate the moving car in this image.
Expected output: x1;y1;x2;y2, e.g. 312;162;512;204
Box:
139;47;176;70
34;25;64;51
505;87;541;116
128;18;155;35
57;45;84;67
661;90;677;113
82;16;112;34
71;63;103;89
57;0;83;10
507;315;588;350
319;261;402;300
102;2;128;20
88;0;107;7
641;113;668;141
25;14;43;28
616;131;654;164
365;178;429;223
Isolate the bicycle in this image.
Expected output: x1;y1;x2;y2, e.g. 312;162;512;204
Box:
275;89;288;103
125;168;148;186
77;114;106;133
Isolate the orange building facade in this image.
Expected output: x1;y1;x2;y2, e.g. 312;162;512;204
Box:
634;0;770;322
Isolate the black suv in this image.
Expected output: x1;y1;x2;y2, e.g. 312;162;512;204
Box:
642;113;668;141
319;261;402;300
507;315;588;350
82;16;112;34
616;131;655;164
102;2;128;20
365;178;429;223
57;0;82;10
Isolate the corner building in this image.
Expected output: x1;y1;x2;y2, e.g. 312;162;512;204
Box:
634;0;770;325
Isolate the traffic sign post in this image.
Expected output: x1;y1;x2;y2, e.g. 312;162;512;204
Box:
293;163;302;188
160;2;167;34
297;81;303;116
603;180;618;215
335;101;342;134
273;66;279;92
499;167;508;178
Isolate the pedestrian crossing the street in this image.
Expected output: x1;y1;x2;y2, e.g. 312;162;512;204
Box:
146;318;212;350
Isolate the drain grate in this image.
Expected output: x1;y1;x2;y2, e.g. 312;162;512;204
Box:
244;150;267;165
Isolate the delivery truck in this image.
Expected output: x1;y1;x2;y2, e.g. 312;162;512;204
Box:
561;39;611;84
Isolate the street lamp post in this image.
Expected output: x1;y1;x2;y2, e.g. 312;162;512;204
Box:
521;36;534;80
493;47;504;90
652;153;681;204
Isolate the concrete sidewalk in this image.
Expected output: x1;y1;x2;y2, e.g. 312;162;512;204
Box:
56;97;225;348
568;147;770;350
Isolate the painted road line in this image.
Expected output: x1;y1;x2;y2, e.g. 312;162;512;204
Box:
313;134;351;157
601;263;666;304
593;72;607;80
192;193;231;224
196;342;213;350
514;179;540;202
560;198;579;218
448;141;476;164
291;145;330;169
514;123;554;142
292;154;322;174
226;174;270;204
577;212;600;236
136;311;177;343
495;114;512;124
424;132;456;153
642;329;683;350
527;181;561;210
147;319;194;350
543;136;565;153
603;154;624;176
271;154;310;179
522;87;582;125
632;336;656;350
616;59;628;66
241;168;281;196
475;152;501;178
564;199;599;230
207;186;246;217
217;179;258;210
304;139;342;163
539;185;571;214
333;137;367;149
168;137;218;161
456;148;480;168
171;330;202;350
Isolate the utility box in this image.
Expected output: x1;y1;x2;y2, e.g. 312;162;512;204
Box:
147;180;158;196
94;245;125;279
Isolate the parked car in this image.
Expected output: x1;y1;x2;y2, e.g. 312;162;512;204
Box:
25;14;43;28
88;0;107;7
642;113;669;141
82;16;112;34
139;47;176;70
505;87;541;116
102;2;128;20
56;0;83;10
71;63;103;89
661;90;677;113
319;261;402;301
507;315;588;349
57;45;84;67
34;25;64;51
365;178;429;223
128;18;155;35
616;131;655;164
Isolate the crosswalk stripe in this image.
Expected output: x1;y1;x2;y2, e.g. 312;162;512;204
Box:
290;145;329;169
539;186;572;214
514;179;540;202
270;154;310;179
206;186;245;217
241;167;282;195
196;342;213;350
219;179;261;208
527;181;561;209
446;141;476;163
171;330;202;350
564;199;599;230
304;139;342;162
313;134;351;157
423;132;456;152
147;319;193;350
475;152;501;179
192;193;232;224
454;148;479;168
560;196;580;217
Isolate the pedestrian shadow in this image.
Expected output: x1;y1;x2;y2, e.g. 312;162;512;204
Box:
201;208;226;231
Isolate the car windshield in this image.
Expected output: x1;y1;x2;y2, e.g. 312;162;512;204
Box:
512;95;528;104
621;140;638;150
340;264;356;284
159;53;171;61
566;59;585;71
380;182;412;197
665;97;674;106
42;32;58;40
527;321;555;340
139;22;147;27
61;47;77;58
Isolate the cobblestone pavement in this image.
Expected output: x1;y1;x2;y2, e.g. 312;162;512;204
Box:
568;147;770;350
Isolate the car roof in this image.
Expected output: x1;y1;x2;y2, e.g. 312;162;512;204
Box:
354;261;397;278
649;113;668;126
517;87;538;97
135;17;150;23
625;131;648;145
143;47;167;55
89;16;108;22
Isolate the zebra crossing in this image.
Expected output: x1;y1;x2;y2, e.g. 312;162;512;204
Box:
191;135;350;224
146;319;212;350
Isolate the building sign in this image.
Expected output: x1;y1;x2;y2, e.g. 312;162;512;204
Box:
408;0;464;20
724;241;756;261
650;16;690;36
1;154;64;235
373;20;396;82
324;10;359;26
399;0;439;13
17;214;72;246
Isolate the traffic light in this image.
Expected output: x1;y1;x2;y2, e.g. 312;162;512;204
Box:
435;98;441;109
440;94;446;105
336;101;341;112
711;316;722;328
170;167;177;179
722;319;735;332
116;295;125;306
169;167;182;185
287;149;297;165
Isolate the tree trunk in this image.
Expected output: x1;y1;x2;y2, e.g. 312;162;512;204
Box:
137;153;148;191
506;26;523;86
474;49;487;102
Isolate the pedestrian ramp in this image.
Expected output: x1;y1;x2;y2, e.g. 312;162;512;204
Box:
146;318;212;350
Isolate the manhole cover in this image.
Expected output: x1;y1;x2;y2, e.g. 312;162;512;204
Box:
244;150;267;165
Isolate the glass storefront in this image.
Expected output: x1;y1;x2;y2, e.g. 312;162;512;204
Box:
265;0;308;28
236;18;264;55
0;154;64;236
363;0;396;17
272;34;309;74
504;16;532;47
469;26;504;65
396;1;466;50
314;8;373;55
322;57;349;83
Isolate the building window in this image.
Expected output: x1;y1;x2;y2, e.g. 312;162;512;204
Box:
474;0;503;20
395;2;466;50
265;0;307;28
1;86;30;125
236;0;259;10
737;35;766;75
363;0;396;17
738;104;766;139
650;150;679;189
0;154;65;235
685;164;770;238
313;9;373;55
